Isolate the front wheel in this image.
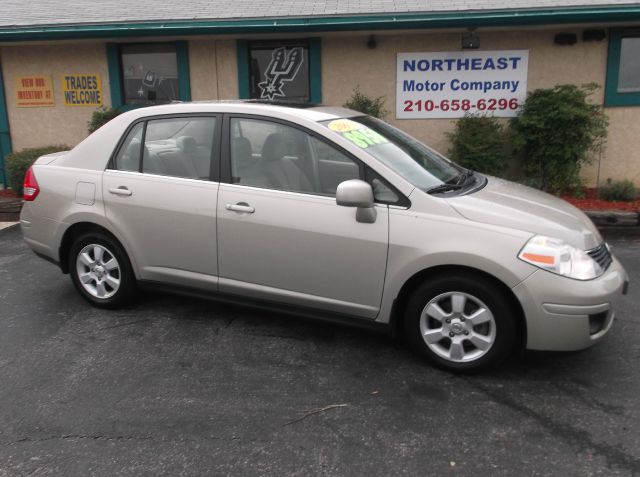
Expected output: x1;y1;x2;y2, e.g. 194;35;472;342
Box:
404;274;517;372
69;232;136;308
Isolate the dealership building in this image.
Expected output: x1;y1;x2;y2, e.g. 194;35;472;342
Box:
0;0;639;188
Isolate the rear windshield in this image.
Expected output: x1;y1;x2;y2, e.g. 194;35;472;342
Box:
320;116;462;190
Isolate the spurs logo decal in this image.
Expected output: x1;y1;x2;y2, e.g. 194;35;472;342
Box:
258;47;304;100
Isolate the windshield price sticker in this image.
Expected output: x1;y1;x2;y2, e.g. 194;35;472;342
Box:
343;128;388;149
327;119;360;132
327;119;389;149
396;50;529;119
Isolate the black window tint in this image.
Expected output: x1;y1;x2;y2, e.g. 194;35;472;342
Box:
121;44;179;105
142;117;216;179
114;122;143;172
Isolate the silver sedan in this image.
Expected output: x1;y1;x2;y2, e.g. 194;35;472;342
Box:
20;102;628;371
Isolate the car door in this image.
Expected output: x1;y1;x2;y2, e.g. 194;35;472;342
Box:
216;115;389;319
103;114;221;291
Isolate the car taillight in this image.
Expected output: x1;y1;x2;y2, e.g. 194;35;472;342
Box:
23;166;40;201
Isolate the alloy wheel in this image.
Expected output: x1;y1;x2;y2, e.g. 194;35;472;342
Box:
419;291;496;363
75;244;121;299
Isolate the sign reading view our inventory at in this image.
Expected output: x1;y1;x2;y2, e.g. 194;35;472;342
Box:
15;75;54;107
396;50;529;119
61;74;103;106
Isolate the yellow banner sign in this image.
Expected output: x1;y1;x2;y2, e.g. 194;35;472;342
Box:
15;75;54;107
61;74;103;107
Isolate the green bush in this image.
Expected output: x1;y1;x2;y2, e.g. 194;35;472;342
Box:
510;84;608;194
343;86;388;119
88;107;122;134
446;114;507;176
6;145;70;195
599;178;637;201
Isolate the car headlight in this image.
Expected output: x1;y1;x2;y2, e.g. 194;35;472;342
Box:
518;235;603;280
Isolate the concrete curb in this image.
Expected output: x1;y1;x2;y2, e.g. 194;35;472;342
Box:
584;210;640;239
585;210;639;227
0;197;22;222
0;222;19;234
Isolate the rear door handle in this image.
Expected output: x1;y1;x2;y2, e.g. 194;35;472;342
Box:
108;186;132;197
225;202;255;214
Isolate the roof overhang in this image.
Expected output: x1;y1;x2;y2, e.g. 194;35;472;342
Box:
1;6;640;42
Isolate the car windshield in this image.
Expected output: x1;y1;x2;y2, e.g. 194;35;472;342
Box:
320;116;463;190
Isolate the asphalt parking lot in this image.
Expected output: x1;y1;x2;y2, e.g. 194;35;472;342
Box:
0;225;639;477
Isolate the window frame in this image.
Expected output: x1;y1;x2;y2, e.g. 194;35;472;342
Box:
112;121;144;172
108;113;222;182
237;38;321;103
106;41;191;109
220;113;410;207
605;28;640;106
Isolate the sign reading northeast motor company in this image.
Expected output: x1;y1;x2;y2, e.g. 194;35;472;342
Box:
15;75;54;107
396;50;529;119
61;74;103;106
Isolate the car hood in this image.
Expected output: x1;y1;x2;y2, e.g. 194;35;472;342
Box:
446;177;602;250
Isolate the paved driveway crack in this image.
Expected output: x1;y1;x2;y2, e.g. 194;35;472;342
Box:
464;378;640;475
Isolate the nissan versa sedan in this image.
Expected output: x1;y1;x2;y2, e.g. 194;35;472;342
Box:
20;101;629;371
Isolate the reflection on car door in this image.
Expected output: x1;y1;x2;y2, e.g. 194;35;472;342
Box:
216;116;389;319
103;115;220;290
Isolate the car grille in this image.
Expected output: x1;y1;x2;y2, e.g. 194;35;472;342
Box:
587;242;613;271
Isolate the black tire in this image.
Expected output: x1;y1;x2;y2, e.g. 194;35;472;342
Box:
68;232;136;309
404;273;517;372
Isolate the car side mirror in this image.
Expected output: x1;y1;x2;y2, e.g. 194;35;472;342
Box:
336;179;377;224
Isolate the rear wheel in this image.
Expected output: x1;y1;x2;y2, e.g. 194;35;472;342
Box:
404;274;517;372
69;232;136;308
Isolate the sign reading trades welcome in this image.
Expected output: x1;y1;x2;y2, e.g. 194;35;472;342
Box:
61;74;103;106
396;50;529;119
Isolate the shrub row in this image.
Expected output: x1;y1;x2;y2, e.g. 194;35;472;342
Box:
446;84;624;197
6;145;70;196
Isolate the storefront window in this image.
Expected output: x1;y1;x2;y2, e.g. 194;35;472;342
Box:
605;29;640;106
107;41;190;108
249;42;310;101
237;39;321;103
617;37;640;93
121;44;179;105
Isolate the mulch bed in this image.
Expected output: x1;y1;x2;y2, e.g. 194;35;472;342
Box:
562;197;640;212
0;189;17;198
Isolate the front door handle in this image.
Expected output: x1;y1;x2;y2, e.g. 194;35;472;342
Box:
108;186;132;197
225;202;255;214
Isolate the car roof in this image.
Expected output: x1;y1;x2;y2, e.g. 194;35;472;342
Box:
118;100;361;124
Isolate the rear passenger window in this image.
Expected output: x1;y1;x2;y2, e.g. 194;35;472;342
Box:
142;117;216;179
114;123;143;172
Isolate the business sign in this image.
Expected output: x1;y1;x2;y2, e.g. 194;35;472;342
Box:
396;50;529;119
15;75;54;107
61;74;103;106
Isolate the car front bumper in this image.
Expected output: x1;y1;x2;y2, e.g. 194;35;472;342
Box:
513;256;628;351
